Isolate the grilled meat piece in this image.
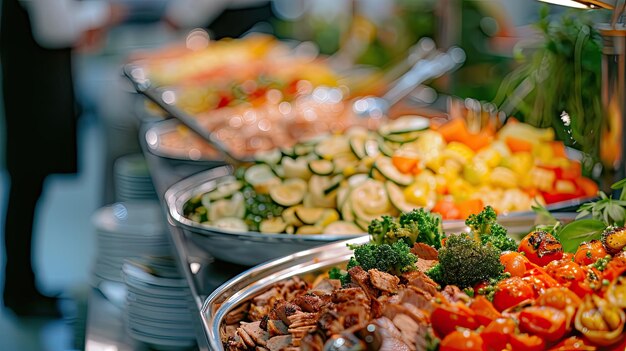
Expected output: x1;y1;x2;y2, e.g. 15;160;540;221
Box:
332;287;369;305
402;270;439;297
267;319;289;337
348;266;380;299
415;259;437;273
266;335;293;351
293;294;325;313
411;243;438;260
240;321;270;347
441;285;470;304
369;269;400;294
270;300;302;326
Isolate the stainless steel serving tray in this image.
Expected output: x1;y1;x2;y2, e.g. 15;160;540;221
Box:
165;165;585;266
144;118;226;165
201;211;579;351
165;166;366;266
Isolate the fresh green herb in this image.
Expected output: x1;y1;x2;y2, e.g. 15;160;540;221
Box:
463;287;475;298
465;206;517;252
369;208;444;249
592;255;611;271
346;241;417;276
555;219;607;253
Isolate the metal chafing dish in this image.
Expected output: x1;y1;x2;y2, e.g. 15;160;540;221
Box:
200;212;578;350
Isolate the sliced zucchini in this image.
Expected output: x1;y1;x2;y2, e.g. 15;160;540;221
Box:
282;205;304;226
309;159;334;176
333;153;358;175
323;221;364;235
364;138;381;158
323;174;344;195
345;125;369;137
208;217;248;232
381;130;424;144
379;115;430;135
355;218;371;232
282;156;312;180
254;149;282;166
316;209;340;227
295;207;326;225
208;192;245;222
347;174;369;188
269;178;307;207
244;164;279;187
296;225;324;235
280;146;296;158
293;143;315;156
259;217;288;233
314;135;350;159
337;187;350;210
201;176;242;203
385;181;417;213
341;200;355;222
308;175;337;208
350;179;394;222
349;136;367;160
375;156;415;186
377;135;396;157
369;167;386;183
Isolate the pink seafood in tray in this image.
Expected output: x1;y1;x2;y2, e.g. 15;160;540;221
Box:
194;87;382;159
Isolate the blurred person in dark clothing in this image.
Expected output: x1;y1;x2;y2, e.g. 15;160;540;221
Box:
0;0;123;317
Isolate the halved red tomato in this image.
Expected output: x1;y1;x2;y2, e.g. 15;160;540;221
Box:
518;306;568;342
480;318;516;351
469;296;501;327
493;277;535;312
545;260;586;287
510;332;546;351
431;302;479;338
440;330;486;351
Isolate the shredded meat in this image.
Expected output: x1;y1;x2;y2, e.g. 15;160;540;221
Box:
402;270;439;297
269;300;302;325
293;294;325;313
347;266;380;299
266;335;292;351
415;259;437;273
267;319;289;336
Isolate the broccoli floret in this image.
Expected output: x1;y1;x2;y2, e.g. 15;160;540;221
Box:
368;215;399;245
425;263;443;284
328;267;351;286
398;208;444;249
368;209;443;249
465;206;517;252
347;241;417;276
436;233;504;288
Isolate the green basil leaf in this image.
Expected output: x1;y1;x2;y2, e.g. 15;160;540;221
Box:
556;219;607;253
607;203;626;227
611;178;626;190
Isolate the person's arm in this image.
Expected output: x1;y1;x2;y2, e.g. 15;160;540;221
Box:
20;0;111;48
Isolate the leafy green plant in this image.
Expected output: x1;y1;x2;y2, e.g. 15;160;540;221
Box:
493;7;603;174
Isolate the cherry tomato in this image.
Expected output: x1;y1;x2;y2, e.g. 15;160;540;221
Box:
510;333;546;351
574;240;608;266
492;277;535;312
535;287;582;311
480;318;516;351
519;306;568;342
519;231;564;267
440;330;486;351
562;252;575;262
545;260;586;287
501;251;528;277
522;272;557;298
431;302;479;338
469;296;501;327
535;287;581;328
548;336;597;350
603;256;626;282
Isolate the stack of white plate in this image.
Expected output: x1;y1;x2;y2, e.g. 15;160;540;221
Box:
122;256;196;350
114;153;158;202
91;200;170;287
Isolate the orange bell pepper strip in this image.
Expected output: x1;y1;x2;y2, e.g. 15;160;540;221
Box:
458;198;485;219
391;155;418;174
505;136;533;153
